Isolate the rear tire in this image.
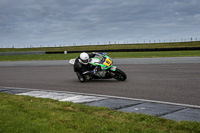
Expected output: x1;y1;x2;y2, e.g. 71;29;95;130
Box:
113;68;127;81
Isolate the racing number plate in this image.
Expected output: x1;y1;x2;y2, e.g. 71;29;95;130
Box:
104;58;111;67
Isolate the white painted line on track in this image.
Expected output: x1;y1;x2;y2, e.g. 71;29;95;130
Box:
1;86;200;109
17;91;76;100
60;95;106;103
65;91;200;109
17;90;106;103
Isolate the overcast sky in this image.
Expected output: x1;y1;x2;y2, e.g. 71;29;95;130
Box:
0;0;200;48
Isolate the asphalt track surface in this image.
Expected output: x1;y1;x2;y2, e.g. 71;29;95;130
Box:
0;57;200;107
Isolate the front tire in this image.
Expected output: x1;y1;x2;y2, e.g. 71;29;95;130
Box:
113;68;127;81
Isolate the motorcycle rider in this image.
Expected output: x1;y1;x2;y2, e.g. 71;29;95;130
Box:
74;52;100;82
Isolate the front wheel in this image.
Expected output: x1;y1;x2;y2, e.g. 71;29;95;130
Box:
112;68;127;81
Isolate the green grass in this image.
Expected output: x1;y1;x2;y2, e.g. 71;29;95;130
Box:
0;92;200;133
0;50;200;61
108;50;200;58
1;41;200;61
1;41;200;52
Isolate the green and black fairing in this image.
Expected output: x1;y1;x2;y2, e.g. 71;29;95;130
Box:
89;53;117;71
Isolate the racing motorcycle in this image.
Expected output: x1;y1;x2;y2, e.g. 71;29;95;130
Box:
69;53;127;81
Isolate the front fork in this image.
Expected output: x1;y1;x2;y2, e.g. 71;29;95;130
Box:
107;66;117;78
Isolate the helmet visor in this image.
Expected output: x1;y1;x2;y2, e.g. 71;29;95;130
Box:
82;59;88;63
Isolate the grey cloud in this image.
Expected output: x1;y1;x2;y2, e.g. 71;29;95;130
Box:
0;0;200;47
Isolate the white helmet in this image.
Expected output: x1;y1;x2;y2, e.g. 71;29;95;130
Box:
79;52;89;65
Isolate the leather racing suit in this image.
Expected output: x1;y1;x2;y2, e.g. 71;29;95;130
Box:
73;53;96;82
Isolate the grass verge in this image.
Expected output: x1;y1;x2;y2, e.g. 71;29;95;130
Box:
0;92;200;133
0;50;200;61
0;41;200;52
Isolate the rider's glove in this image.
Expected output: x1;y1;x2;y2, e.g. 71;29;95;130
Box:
91;70;96;74
83;69;97;75
86;69;97;74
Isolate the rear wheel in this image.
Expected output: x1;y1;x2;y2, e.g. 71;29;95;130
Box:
113;68;127;81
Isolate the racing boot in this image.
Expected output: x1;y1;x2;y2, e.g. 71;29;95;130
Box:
76;72;85;82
